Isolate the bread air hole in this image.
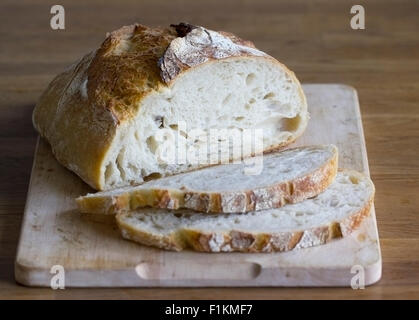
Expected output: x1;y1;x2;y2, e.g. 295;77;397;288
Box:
154;116;164;128
116;148;126;180
146;136;158;153
144;172;162;182
246;73;256;86
349;175;359;184
332;223;343;238
252;87;261;95
278;115;301;132
222;94;232;106
169;124;187;138
266;101;291;111
104;163;114;181
263;92;275;100
330;199;340;207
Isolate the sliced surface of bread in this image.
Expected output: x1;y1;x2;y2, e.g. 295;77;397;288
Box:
116;170;375;252
77;145;338;214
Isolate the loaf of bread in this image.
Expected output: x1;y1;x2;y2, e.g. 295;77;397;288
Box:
116;170;375;252
76;145;337;214
33;23;308;190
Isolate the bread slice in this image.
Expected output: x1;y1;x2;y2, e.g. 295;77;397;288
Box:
116;170;374;252
77;145;338;214
33;23;308;190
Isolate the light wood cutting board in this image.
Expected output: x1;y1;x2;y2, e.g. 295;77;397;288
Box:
15;84;382;287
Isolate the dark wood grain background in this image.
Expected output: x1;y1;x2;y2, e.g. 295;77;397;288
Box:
1;0;418;299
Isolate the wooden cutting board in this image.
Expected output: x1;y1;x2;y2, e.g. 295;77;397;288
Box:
15;84;382;287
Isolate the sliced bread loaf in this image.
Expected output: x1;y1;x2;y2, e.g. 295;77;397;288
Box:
116;170;375;252
77;145;338;214
33;23;308;191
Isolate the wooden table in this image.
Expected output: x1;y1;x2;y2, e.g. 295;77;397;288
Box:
1;0;418;299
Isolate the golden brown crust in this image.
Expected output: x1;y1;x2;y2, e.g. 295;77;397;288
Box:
77;145;338;214
33;51;116;188
33;24;177;189
87;24;177;122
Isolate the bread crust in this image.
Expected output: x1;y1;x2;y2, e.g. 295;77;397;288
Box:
76;145;338;214
33;23;308;190
115;170;375;253
33;24;176;190
158;24;268;84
